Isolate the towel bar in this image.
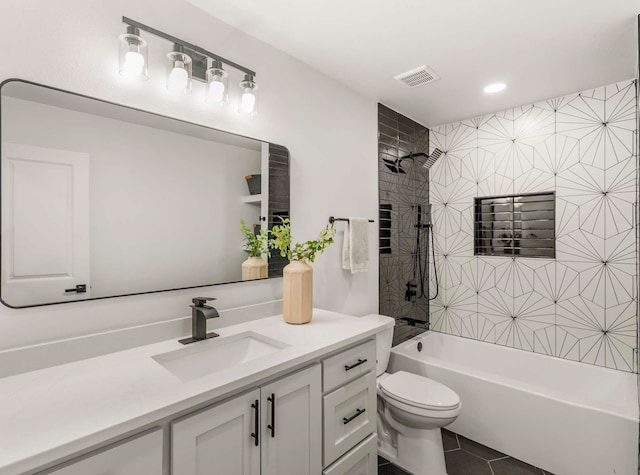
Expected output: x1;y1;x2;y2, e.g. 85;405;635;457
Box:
329;216;375;224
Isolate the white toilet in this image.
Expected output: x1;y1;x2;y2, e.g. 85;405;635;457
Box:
373;315;461;475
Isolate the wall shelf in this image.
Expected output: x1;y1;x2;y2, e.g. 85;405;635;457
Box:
242;194;262;205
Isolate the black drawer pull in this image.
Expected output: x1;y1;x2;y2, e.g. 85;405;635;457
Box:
344;358;368;371
251;400;259;446
343;408;366;424
267;393;275;438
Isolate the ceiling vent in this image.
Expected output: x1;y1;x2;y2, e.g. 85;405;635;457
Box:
394;65;440;88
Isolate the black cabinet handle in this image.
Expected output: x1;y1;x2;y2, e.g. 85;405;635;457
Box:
65;284;87;294
251;400;259;446
343;408;366;425
267;393;275;438
344;358;367;371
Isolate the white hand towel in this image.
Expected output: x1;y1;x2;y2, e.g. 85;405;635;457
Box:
342;217;369;274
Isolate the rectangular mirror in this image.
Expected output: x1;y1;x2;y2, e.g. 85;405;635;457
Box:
0;80;289;307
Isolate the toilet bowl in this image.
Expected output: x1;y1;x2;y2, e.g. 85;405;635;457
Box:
369;315;461;475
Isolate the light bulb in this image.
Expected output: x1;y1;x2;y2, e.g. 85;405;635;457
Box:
119;28;147;80
207;80;225;103
239;90;256;114
122;50;145;78
167;61;189;93
238;74;258;115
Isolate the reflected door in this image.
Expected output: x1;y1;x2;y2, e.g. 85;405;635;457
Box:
1;143;90;306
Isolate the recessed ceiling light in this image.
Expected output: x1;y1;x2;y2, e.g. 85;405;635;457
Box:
484;83;506;94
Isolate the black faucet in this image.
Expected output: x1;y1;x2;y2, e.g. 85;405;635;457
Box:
397;316;429;330
179;297;220;345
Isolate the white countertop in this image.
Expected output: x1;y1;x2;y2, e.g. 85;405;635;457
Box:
0;309;390;475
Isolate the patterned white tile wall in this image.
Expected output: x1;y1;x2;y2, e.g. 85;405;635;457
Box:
429;79;638;373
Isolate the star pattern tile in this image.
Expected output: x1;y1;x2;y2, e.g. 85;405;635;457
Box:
427;79;638;373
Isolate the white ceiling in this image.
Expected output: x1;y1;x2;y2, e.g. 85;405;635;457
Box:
185;0;638;127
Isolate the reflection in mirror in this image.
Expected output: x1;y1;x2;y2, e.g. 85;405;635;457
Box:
0;80;289;307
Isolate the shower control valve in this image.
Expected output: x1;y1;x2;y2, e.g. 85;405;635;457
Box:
404;281;417;301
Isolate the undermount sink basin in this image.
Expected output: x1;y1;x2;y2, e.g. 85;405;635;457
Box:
152;331;289;382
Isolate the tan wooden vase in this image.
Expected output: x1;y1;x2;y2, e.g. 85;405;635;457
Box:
282;260;313;324
242;256;268;281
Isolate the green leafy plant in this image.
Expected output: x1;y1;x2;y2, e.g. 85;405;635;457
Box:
269;217;335;263
240;219;270;257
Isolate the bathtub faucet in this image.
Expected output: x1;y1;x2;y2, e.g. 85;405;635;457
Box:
397;316;429;330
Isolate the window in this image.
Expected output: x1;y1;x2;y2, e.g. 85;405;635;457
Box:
474;192;555;258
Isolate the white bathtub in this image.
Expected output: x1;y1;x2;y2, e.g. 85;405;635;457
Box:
388;331;639;475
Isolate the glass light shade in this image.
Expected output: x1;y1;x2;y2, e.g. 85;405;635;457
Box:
238;75;258;116
206;64;228;104
166;50;192;94
118;33;148;80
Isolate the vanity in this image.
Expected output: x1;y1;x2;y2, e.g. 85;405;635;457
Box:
0;80;382;474
0;309;387;475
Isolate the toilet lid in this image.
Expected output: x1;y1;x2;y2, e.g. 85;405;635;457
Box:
379;371;460;411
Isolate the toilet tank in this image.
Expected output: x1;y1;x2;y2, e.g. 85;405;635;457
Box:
362;314;395;376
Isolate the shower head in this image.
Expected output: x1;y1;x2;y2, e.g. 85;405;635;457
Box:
383;148;443;174
396;148;443;170
422;148;443;169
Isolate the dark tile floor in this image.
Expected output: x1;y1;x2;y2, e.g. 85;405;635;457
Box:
378;429;554;475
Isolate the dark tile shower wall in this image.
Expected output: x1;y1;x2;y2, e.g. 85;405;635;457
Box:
378;104;431;343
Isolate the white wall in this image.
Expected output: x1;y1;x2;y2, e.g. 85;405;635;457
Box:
0;0;378;350
429;79;638;373
3;96;261;298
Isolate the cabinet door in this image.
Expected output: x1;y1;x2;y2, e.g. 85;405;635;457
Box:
172;389;260;475
37;428;162;475
260;364;321;475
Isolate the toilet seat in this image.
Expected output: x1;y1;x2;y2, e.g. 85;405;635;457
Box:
379;371;460;411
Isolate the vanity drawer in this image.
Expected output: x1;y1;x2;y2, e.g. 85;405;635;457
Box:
323;433;377;475
323;371;376;466
323;339;376;393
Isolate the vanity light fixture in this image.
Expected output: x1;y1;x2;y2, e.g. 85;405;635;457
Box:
166;44;192;94
118;26;148;80
238;74;258;116
118;17;258;114
206;60;228;104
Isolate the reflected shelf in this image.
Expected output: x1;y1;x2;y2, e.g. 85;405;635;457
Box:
242;194;263;205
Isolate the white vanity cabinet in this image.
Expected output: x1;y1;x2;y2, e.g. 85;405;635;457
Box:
172;364;321;475
172;389;261;475
35;428;163;475
4;311;391;475
260;364;322;475
322;339;378;474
